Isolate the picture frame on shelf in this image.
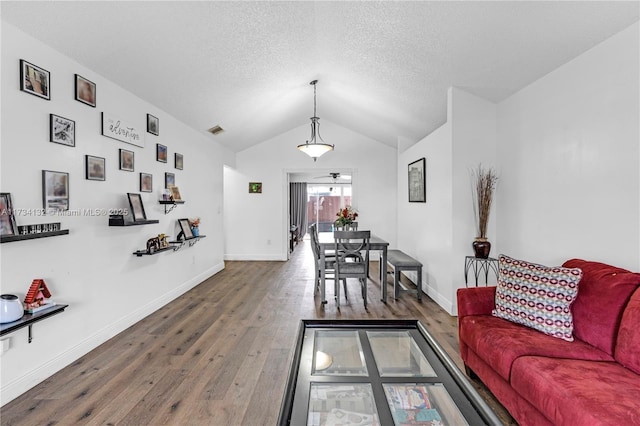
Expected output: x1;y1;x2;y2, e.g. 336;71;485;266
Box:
127;193;147;221
0;193;18;237
85;155;106;181
119;148;134;172
20;59;50;100
169;186;182;201
408;157;426;203
156;143;167;163
249;182;262;194
175;153;183;170
165;172;175;189
147;114;159;136
178;218;194;240
140;173;153;192
75;74;96;107
42;170;69;211
50;114;75;147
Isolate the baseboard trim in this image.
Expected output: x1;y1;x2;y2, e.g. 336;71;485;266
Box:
224;254;287;261
0;262;224;406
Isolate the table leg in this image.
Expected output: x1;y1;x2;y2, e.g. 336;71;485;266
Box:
320;250;327;304
381;247;388;303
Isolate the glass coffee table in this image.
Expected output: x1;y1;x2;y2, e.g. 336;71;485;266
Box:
278;319;501;426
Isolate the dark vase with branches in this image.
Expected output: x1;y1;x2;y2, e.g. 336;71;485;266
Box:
471;165;498;258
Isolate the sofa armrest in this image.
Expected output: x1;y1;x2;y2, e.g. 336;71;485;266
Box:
457;286;497;318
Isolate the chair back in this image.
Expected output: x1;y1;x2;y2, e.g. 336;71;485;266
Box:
309;223;320;259
334;230;370;276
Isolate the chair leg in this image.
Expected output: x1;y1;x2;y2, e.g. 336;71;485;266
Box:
342;279;348;300
363;278;368;309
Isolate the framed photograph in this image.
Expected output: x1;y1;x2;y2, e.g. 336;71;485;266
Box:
175;153;183;170
169;186;182;201
408;157;426;203
75;74;96;107
147;114;159;136
0;193;18;237
178;218;194;240
165;172;175;189
42;170;69;211
249;182;262;194
120;149;134;172
85;155;106;181
20;60;50;100
50;114;75;147
140;173;153;192
156;144;167;163
127;193;147;222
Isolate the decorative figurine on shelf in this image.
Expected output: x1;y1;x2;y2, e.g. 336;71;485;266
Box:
24;279;55;313
158;233;169;249
146;236;160;254
189;217;200;237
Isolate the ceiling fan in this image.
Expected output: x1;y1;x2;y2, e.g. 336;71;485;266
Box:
314;172;343;180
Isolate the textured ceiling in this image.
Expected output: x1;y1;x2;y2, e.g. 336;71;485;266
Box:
2;1;638;152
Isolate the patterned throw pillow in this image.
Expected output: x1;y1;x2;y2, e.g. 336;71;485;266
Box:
492;254;582;342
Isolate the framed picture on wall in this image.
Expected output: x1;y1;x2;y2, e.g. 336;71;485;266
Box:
156;143;167;163
75;74;96;107
85;155;106;181
42;170;69;211
147;114;159;136
165;172;175;188
127;193;147;221
408;157;426;203
175;153;183;170
50;114;75;147
0;193;18;237
119;149;134;172
140;173;153;192
249;182;262;194
20;59;50;100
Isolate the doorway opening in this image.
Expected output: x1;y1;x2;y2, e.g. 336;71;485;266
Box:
307;183;352;232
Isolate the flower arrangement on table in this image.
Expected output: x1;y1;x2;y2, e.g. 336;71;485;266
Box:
335;206;358;227
189;217;201;236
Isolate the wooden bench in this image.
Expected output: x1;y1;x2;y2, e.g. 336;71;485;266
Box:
387;249;423;300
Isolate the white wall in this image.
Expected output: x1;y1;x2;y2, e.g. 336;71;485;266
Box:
0;22;231;404
496;22;639;271
224;120;397;260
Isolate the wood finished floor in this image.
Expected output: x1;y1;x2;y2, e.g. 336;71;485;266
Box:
1;240;516;425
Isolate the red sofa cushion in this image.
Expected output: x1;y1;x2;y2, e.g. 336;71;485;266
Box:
511;357;640;426
458;314;612;381
563;259;640;356
615;288;640;374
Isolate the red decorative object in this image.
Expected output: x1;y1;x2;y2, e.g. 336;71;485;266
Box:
24;279;52;309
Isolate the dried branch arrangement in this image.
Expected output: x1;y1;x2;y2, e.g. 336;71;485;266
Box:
472;165;499;239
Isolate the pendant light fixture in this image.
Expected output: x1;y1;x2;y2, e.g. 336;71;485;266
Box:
297;80;334;161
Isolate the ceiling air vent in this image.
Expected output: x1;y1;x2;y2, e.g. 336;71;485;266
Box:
208;125;224;135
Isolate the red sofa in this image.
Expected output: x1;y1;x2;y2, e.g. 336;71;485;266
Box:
457;259;640;425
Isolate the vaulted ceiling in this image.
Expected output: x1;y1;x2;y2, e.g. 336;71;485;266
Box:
2;1;638;152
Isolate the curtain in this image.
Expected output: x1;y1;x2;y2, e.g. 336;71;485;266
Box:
290;182;308;240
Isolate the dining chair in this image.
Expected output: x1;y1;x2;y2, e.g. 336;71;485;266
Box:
334;230;371;309
309;224;340;296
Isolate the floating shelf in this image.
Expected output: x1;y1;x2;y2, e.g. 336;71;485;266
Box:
158;200;185;214
133;244;180;257
133;235;206;256
109;219;159;226
0;304;68;343
1;230;69;243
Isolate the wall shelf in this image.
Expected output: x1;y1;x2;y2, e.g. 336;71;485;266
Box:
1;230;70;243
109;219;159;226
133;244;180;257
0;304;68;343
159;200;185;214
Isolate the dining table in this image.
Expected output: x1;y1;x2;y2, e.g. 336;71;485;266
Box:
317;232;390;305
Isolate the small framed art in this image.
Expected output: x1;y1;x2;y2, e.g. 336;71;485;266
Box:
408;157;426;203
75;74;96;107
42;170;69;211
127;193;147;222
178;218;194;240
175;153;183;170
50;114;75;147
147;114;159;136
157;143;167;162
86;155;106;181
140;173;153;192
119;149;134;172
169;186;182;201
0;193;18;237
20;60;50;100
165;172;175;188
249;182;262;194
